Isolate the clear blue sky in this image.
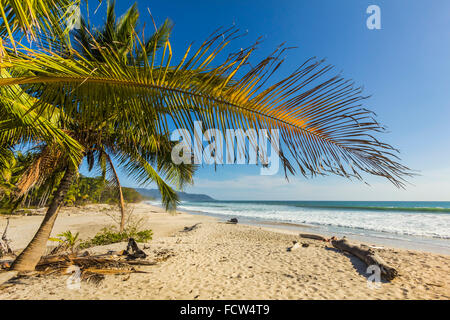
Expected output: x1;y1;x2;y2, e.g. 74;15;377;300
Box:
80;0;450;201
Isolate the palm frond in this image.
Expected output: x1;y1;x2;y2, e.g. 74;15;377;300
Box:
0;68;84;165
0;0;82;49
0;27;412;188
117;151;179;212
15;144;65;197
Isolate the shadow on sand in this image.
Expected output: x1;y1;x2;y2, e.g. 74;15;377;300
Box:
324;247;389;283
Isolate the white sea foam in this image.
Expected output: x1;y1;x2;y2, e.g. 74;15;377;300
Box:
173;201;450;239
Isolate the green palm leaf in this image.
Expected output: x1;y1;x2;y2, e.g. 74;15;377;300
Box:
0;0;82;46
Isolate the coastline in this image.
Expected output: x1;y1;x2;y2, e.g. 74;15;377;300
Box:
172;204;450;255
246;221;450;255
1;202;449;299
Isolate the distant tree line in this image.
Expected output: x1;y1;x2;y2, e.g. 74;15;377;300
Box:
64;175;147;206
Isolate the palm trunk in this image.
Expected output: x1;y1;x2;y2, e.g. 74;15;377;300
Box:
105;154;126;232
11;166;76;271
118;184;126;233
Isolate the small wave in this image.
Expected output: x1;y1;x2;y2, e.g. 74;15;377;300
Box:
178;202;450;240
291;205;450;213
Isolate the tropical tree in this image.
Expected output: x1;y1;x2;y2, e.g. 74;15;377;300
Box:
0;150;32;205
0;1;411;271
72;0;175;232
7;1;178;232
2;2;194;270
0;0;85;167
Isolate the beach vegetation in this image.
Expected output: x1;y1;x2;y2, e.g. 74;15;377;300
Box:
79;226;153;249
49;230;81;253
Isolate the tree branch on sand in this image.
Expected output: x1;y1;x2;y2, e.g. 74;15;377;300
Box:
295;233;398;281
0;218;14;258
331;238;398;281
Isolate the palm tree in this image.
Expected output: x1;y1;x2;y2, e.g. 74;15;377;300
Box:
0;0;85;168
0;149;25;203
72;1;175;232
4;3;194;270
0;1;411;271
6;1;177;233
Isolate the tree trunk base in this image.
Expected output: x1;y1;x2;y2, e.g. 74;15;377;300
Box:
0;271;18;287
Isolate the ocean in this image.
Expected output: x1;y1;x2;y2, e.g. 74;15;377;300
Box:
147;200;450;254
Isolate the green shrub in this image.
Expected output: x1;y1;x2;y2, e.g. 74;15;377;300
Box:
49;230;80;253
79;226;152;249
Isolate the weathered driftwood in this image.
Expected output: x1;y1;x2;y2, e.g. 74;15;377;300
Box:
0;218;14;257
1;240;158;286
35;239;155;278
299;233;327;241
181;223;201;232
124;238;147;260
331;238;398;281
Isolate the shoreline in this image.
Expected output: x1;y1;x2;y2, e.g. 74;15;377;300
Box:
163;205;450;255
247;221;450;255
1;202;449;299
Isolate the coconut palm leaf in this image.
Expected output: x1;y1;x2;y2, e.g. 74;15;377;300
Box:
0;0;82;48
0;27;411;187
4;2;191;211
0;68;84;166
73;1;172;64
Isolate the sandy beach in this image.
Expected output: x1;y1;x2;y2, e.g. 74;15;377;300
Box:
0;202;449;300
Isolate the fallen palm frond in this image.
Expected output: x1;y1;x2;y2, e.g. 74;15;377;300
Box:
31;238;165;284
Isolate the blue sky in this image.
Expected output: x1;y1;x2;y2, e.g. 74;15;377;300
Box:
80;0;450;201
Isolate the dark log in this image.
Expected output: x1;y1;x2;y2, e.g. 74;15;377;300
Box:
124;238;147;260
331;238;398;281
299;233;327;241
125;260;157;266
181;223;201;232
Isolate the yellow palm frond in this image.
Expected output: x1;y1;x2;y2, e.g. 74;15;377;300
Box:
0;0;81;47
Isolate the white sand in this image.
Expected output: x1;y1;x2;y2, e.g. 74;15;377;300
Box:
0;202;449;299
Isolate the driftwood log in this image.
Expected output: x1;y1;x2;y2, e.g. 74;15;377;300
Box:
0;218;14;257
181;223;201;232
299;233;327;241
124;238;147;260
331;238;398;281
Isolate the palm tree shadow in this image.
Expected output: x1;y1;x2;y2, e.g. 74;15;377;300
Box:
324;247;388;283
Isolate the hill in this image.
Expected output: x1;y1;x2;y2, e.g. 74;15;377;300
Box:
135;188;215;202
